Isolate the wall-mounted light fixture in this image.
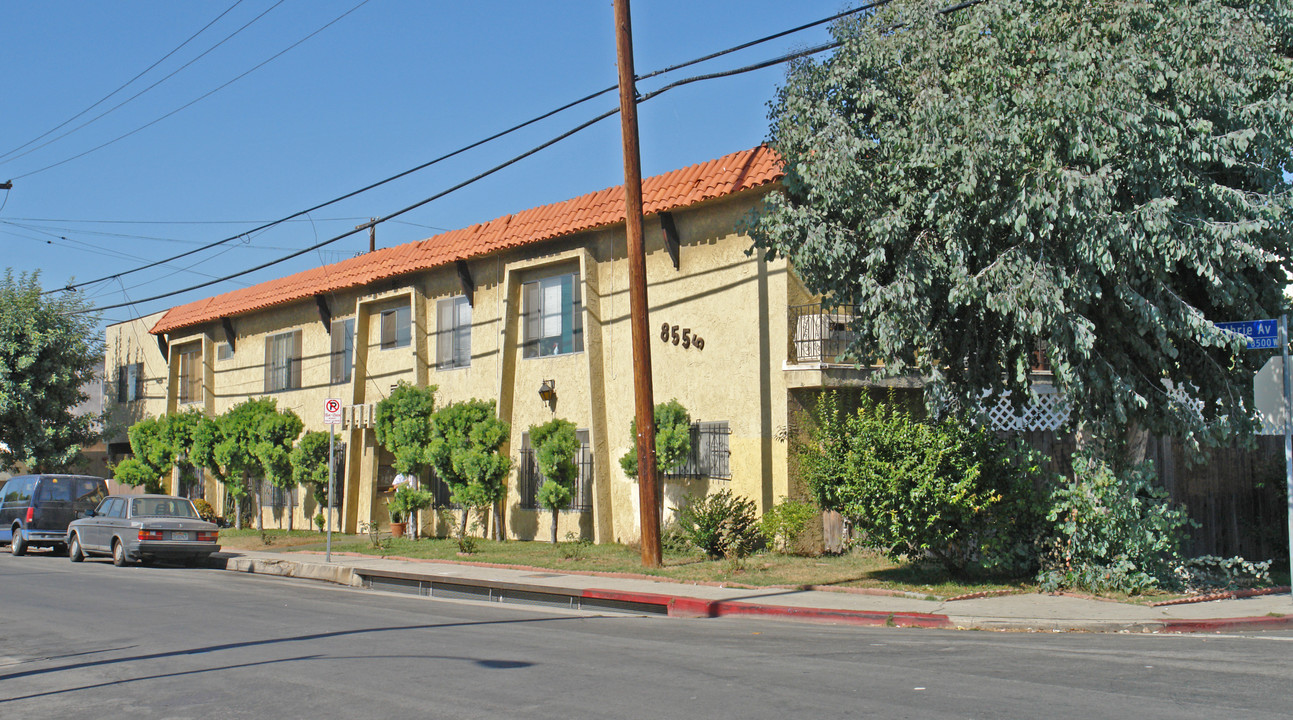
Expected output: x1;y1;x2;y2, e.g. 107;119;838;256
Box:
538;379;556;403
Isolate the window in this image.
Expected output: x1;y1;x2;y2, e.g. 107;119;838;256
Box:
264;330;302;393
436;296;472;369
177;347;202;404
216;342;234;361
664;421;732;480
116;363;143;402
380;305;411;349
331;317;355;384
523;272;583;358
261;484;292;510
518;429;592;512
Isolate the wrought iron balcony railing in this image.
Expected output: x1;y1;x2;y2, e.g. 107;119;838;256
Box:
788;303;862;365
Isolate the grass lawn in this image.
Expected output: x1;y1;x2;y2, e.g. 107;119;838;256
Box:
217;529;1034;599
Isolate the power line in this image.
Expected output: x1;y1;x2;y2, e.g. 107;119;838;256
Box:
0;0;247;163
9;0;369;180
84;28;886;315
50;3;884;297
85;0;994;315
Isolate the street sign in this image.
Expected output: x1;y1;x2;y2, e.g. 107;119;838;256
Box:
1216;319;1280;350
323;398;342;425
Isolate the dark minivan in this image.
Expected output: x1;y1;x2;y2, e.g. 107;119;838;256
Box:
0;475;108;555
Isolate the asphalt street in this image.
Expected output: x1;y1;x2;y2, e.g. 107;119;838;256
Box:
1;550;1290;719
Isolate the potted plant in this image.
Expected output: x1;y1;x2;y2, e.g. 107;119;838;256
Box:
388;484;433;539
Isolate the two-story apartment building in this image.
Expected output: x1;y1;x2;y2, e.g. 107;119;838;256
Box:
105;146;878;543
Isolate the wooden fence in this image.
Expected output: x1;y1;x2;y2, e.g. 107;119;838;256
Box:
1016;431;1289;560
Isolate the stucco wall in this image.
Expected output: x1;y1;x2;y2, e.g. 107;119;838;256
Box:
116;187;798;543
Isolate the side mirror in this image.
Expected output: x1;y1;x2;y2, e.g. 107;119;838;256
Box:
81;509;96;518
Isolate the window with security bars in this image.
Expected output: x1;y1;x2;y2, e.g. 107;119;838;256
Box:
116;362;143;403
436;296;471;369
261;483;293;509
330;318;355;384
518;429;592;512
177;347;202;405
264;330;302;392
664;421;732;480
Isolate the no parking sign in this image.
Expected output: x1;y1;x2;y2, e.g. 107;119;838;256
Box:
324;398;342;425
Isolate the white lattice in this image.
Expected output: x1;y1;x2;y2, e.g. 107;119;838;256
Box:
983;391;1071;432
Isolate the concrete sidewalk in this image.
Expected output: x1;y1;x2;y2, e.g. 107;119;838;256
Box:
210;549;1293;634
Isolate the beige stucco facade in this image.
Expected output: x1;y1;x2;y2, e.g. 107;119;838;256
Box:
104;185;841;543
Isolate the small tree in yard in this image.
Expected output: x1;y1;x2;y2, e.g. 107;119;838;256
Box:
427;399;511;540
619;399;692;480
374;381;437;538
114;416;173;493
209;398;302;532
291;430;337;532
529;417;580;544
190;415;236;525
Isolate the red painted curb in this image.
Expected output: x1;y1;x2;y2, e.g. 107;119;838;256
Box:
581;588;953;628
1159;615;1293;633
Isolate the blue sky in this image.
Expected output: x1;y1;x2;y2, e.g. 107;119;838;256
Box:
0;1;849;325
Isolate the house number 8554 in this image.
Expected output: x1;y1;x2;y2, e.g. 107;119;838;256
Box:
660;322;704;350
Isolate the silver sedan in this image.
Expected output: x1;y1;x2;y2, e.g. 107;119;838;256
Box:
66;494;220;567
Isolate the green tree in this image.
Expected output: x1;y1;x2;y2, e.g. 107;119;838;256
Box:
252;402;304;530
619;399;692;479
292;430;338;531
529;417;580;544
0;270;102;471
374;381;437;537
164;408;206;497
427;399;511;540
749;0;1293;460
114;416;173;493
210;398;303;532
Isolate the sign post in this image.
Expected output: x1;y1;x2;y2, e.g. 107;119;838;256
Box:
1220;317;1291;602
1281;316;1292;602
323;398;343;563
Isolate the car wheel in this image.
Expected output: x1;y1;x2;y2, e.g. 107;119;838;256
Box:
11;529;26;556
111;540;128;567
69;534;85;563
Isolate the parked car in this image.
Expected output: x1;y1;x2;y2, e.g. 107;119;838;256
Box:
66;494;220;567
0;474;108;556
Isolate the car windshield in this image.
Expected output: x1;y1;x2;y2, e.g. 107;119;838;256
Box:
131;498;198;518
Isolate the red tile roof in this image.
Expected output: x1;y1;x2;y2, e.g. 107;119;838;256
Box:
150;145;783;336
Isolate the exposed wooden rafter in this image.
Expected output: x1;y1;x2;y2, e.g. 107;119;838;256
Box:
660;211;680;271
456;260;475;306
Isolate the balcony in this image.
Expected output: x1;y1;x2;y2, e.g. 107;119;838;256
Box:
788;303;862;366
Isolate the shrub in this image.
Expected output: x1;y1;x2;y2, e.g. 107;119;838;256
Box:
1038;455;1194;594
803;392;1046;575
1173;555;1272;593
388;485;434;524
191;498;218;524
761;497;819;554
676;489;762;559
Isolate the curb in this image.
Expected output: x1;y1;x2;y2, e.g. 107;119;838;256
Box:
208;553;1293;634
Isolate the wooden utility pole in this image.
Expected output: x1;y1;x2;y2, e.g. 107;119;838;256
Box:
356;217;376;253
614;0;662;567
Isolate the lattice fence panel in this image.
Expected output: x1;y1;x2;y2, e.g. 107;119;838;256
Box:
983;392;1071;432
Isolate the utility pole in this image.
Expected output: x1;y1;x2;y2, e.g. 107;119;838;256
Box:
356;217;376;253
614;0;662;567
